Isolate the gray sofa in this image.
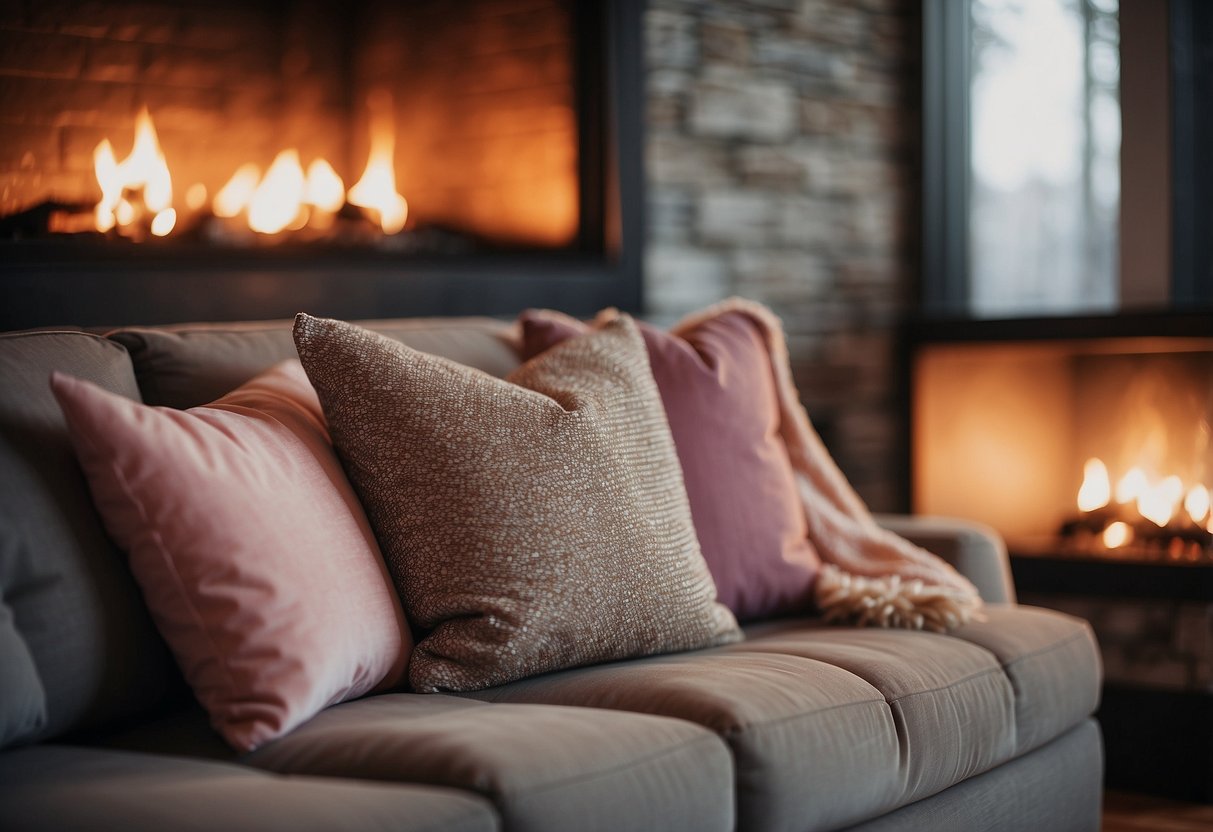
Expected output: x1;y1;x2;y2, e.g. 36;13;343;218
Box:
0;316;1103;832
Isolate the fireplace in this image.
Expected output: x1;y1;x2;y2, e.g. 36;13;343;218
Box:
0;0;644;328
907;310;1213;801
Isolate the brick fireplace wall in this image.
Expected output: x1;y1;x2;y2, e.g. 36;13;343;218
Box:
643;0;920;511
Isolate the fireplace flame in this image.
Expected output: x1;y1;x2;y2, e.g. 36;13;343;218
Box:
1077;458;1111;512
1137;480;1177;528
347;91;408;234
248;150;306;235
88;105;414;240
1184;484;1210;525
93;108;174;234
305;160;345;214
1115;467;1148;505
1102;521;1132;549
214;164;261;218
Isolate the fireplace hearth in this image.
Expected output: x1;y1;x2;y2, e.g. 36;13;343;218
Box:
0;0;644;329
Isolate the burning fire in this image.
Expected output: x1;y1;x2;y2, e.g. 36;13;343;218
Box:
1076;457;1213;550
93;107;175;237
92;96;408;240
346;91;408;234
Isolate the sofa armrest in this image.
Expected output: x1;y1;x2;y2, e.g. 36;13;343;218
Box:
872;515;1017;604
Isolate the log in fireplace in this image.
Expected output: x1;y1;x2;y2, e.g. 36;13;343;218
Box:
0;0;644;328
907;310;1213;801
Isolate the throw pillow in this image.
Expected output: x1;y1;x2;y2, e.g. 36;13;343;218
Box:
520;308;820;622
51;361;411;751
293;313;741;693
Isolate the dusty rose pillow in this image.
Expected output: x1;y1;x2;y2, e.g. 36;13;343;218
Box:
520;308;820;622
293;313;741;693
51;361;411;751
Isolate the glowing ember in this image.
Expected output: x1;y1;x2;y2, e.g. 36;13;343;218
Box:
185;183;208;211
150;209;176;237
347;91;408;234
248;150;306;235
1102;521;1132;549
214;163;262;218
1077;458;1111;512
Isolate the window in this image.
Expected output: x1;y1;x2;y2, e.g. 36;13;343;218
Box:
923;0;1122;316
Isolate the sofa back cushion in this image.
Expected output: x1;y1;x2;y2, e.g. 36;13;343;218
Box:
0;331;177;744
110;317;519;409
0;596;45;747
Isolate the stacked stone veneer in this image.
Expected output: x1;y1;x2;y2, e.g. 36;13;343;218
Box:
643;0;919;511
1020;592;1213;693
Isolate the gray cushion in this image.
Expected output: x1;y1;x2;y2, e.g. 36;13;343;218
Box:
246;693;733;832
464;605;1100;831
0;331;177;741
0;745;499;832
0;594;46;747
109;317;520;409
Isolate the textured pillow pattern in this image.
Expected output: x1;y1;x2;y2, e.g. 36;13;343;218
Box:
294;314;740;693
521;309;820;622
51;361;411;751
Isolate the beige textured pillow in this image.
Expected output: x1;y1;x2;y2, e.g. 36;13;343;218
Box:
293;313;741;693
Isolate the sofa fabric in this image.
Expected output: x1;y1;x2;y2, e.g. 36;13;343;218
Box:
0;745;499;832
0;596;45;747
465;605;1098;831
51;362;411;751
0;331;177;743
247;693;733;832
842;719;1102;832
520;309;820;622
110;317;519;409
294;314;740;693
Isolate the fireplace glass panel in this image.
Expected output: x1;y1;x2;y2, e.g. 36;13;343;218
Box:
913;335;1213;557
0;0;582;251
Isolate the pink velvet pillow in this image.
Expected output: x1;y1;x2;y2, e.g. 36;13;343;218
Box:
51;361;411;751
520;309;820;621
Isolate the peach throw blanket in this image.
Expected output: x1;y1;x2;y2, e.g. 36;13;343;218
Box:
671;299;983;632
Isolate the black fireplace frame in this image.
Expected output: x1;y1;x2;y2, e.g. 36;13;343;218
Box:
0;0;645;330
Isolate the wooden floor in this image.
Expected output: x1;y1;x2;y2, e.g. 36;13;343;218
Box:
1103;792;1213;831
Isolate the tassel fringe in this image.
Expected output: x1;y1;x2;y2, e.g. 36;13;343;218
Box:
813;564;984;632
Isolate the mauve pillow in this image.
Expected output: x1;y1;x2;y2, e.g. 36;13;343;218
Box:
294;313;741;693
521;309;820;622
50;361;411;751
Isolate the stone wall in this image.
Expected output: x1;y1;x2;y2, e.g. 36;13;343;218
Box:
643;0;920;511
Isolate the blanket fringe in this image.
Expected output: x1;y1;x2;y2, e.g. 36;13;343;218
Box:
813;564;984;632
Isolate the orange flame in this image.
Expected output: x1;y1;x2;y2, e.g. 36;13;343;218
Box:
1115;467;1148;505
305;159;345;213
1077;458;1111;512
1186;485;1211;524
214;163;262;218
248;150;306;234
1102;521;1132;549
348;91;408;234
93;107;174;234
1137;475;1182;528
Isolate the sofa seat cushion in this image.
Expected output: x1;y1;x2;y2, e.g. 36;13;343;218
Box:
245;693;733;832
109;317;519;409
463;605;1099;832
0;745;498;832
